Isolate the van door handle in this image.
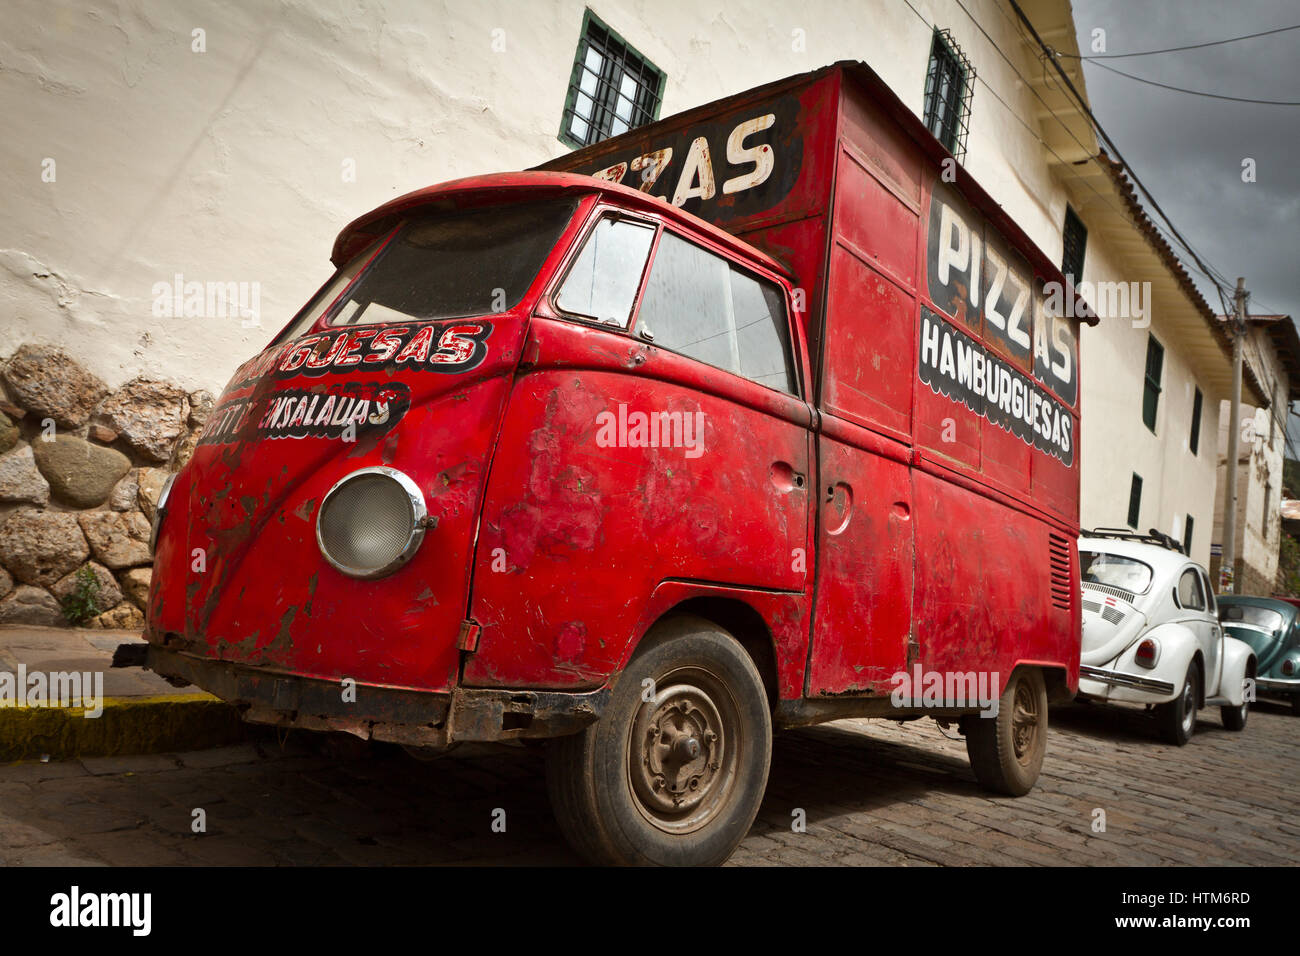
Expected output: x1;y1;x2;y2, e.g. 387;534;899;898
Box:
769;462;804;492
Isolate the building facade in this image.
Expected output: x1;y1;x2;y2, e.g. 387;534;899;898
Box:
2;0;1244;567
1210;314;1300;594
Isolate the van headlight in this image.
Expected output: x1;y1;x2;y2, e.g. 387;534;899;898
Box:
316;467;427;578
150;473;177;553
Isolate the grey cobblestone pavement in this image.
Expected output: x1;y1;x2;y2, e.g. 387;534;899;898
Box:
2;699;1297;866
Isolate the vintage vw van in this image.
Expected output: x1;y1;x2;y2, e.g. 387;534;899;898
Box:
142;62;1087;865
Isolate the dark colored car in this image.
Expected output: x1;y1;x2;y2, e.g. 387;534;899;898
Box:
1218;596;1300;715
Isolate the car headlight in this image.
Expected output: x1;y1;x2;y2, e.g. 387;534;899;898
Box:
316;467;427;578
149;473;177;554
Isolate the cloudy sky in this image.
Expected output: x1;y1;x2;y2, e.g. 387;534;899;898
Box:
1070;0;1300;453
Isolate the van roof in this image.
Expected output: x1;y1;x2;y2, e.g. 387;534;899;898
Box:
331;171;792;278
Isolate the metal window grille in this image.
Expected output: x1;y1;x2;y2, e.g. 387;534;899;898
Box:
560;12;665;148
1127;474;1143;529
1142;334;1164;432
1061;206;1088;283
1189;387;1203;455
922;28;975;162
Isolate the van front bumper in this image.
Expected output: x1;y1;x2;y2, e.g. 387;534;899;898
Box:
144;645;609;748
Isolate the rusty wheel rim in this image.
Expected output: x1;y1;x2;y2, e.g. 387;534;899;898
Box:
627;666;739;835
1010;680;1040;764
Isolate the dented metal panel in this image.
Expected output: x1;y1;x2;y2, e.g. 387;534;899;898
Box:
147;59;1083;751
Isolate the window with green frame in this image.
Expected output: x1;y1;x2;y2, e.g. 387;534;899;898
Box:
559;10;665;149
1189;387;1203;455
1142;333;1164;432
1127;473;1143;529
1061;205;1087;283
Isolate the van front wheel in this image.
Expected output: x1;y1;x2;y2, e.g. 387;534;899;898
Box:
546;615;772;866
962;667;1048;796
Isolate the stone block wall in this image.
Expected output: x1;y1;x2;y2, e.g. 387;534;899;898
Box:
0;344;212;629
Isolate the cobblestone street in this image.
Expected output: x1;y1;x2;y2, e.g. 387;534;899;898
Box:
3;699;1297;866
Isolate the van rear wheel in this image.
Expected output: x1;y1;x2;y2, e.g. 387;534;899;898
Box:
546;615;772;866
962;667;1047;796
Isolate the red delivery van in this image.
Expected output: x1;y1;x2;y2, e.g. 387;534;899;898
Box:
141;61;1091;865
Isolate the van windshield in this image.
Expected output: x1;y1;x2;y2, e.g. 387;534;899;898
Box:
276;198;578;343
1079;550;1153;595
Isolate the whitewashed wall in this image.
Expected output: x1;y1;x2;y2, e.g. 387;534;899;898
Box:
3;0;1071;395
1075;233;1222;567
3;0;1227;551
1211;323;1289;590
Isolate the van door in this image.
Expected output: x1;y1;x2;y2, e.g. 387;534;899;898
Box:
465;220;814;689
804;239;917;696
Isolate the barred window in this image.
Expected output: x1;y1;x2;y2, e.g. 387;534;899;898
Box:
923;28;975;162
1189;387;1203;455
559;11;665;148
1062;205;1088;283
1142;334;1164;432
1127;473;1143;529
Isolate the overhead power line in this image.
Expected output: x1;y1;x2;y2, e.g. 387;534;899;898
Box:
1063;22;1300;59
898;0;1160;271
1086;60;1300;106
1002;0;1242;314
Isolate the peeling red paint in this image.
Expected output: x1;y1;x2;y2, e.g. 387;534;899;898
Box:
149;62;1081;741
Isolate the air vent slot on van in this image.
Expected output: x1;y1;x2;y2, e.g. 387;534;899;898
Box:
1049;533;1072;611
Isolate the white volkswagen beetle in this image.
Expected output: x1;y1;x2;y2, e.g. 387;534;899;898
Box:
1077;529;1256;745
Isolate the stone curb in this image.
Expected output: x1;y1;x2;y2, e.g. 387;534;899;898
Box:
0;693;246;761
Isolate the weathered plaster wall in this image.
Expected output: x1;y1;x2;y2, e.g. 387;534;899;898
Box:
1076;233;1223;568
4;0;1074;396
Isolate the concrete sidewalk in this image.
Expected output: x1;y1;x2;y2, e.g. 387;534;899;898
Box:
0;626;245;761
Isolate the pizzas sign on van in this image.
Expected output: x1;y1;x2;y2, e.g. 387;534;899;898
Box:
573;96;804;221
926;181;1078;409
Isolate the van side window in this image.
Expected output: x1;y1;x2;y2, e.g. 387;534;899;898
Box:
635;231;797;394
555;217;655;328
1177;568;1205;611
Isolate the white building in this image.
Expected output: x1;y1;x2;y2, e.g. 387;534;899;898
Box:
1;0;1244;563
1068;156;1267;567
1210;314;1300;594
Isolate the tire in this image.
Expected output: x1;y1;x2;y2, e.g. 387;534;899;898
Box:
546;614;772;866
1220;699;1248;731
1292;696;1300;717
963;667;1048;797
1157;662;1199;745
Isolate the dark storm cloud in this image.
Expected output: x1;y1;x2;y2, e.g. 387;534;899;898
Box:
1070;0;1300;318
1071;0;1300;455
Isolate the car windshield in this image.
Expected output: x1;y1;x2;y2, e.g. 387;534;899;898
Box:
1220;605;1285;632
275;198;578;343
1079;550;1153;594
